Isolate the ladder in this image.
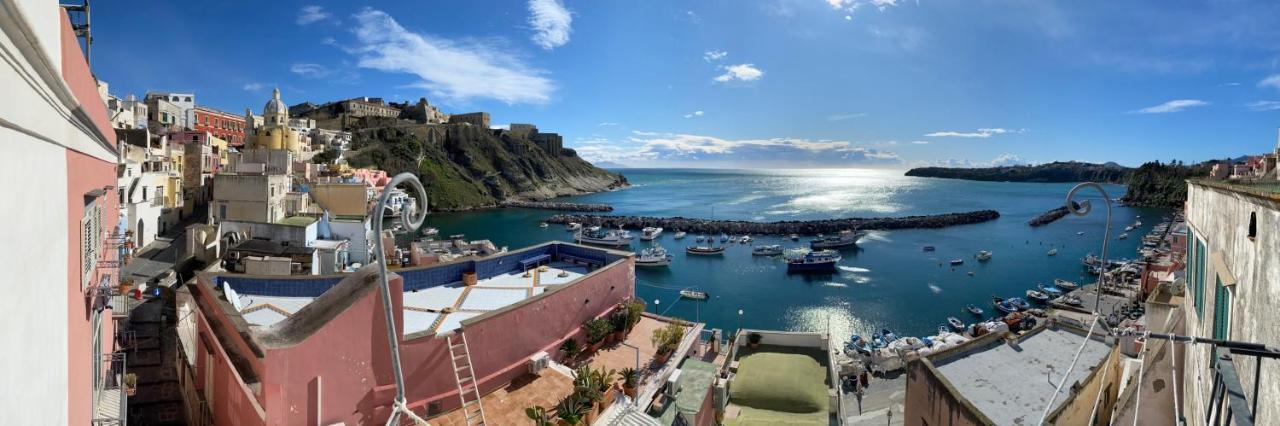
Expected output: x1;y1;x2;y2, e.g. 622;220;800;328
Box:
446;332;487;425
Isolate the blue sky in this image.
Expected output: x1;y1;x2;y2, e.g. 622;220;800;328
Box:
93;0;1280;168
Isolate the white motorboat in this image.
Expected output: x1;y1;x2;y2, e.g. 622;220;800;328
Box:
539;222;549;228
719;233;730;243
674;231;687;239
635;246;673;267
1047;248;1059;256
789;234;800;241
566;222;582;231
1054;279;1079;291
810;229;865;250
680;289;709;300
575;227;633;247
695;235;706;242
751;245;783;256
976;250;993;261
1118;233;1129;240
739;235;752;244
640;227;664;241
1026;289;1050;303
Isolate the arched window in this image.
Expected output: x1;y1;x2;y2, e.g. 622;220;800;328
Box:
1248;212;1257;241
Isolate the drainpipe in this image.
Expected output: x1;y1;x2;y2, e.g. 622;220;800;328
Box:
371;173;428;426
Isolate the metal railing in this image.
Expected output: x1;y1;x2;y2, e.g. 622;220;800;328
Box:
1143;332;1279;426
92;351;127;425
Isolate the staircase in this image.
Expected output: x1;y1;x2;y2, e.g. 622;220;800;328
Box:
446;332;487;425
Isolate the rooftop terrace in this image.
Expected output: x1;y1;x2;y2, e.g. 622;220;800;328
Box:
1191;178;1280;201
931;326;1112;426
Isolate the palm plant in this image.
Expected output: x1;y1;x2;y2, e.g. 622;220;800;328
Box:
525;405;552;426
556;394;588;425
560;338;581;364
619;367;639;389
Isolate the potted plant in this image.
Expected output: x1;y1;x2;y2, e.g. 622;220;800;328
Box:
560;339;581;366
609;308;630;342
124;373;138;396
596;368;618;412
650;321;685;365
556;394;587;425
525;405;553;426
624;299;646;331
583;318;612;352
572;365;604;424
747;332;762;349
620;367;639;398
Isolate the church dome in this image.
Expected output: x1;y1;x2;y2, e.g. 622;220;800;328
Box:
263;88;286;116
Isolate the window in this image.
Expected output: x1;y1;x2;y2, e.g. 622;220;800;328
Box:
1213;276;1230;340
81;201;101;290
1248;212;1257;241
1193;238;1206;321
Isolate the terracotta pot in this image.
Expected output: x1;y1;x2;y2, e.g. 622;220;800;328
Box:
654;351;671;365
585;402;600;424
624;385;638;399
601;385;618;411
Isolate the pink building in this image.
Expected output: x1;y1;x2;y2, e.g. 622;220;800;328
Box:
176;242;635;424
1;3;124;424
349;168;390;194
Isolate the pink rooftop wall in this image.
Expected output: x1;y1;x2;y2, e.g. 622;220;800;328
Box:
194;255;635;424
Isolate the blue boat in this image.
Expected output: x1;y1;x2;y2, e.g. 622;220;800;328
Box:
871;328;897;348
1038;284;1063;297
845;335;872;355
786;249;841;273
992;296;1017;314
1007;297;1032;311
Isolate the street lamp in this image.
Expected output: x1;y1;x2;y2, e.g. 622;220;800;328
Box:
737;309;744;333
1066;182;1113;314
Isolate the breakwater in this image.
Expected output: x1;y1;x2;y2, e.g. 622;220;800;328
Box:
501;200;614;212
546;210;1000;235
1028;202;1080;227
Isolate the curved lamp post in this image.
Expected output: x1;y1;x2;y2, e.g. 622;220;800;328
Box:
372;173;429;426
1065;182;1112;313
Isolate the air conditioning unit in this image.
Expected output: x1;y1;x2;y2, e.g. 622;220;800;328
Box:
665;369;683;398
528;351;550;375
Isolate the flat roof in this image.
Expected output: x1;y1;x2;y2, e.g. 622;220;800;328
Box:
277;216;317;226
932;327;1111;426
400;260;588;335
1190;178;1280;202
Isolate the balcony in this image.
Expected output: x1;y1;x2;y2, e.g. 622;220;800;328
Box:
92;352;128;425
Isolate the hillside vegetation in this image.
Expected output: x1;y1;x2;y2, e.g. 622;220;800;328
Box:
343;118;627;211
905;160;1210;207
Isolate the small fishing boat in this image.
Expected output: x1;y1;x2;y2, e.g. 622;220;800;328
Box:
947;316;965;331
845;335;872;355
976;250;992;261
1037;284;1063;297
938;325;949;336
679;289;709;300
789;234;800;241
1135;221;1143;226
965;305;984;316
1026;289;1050;303
1076;231;1085;236
673;231;687;239
640;227;663;241
751;245;784;256
686;245;725;255
922;245;936;252
1047;248;1059;256
635;246;673;267
993;297;1017;314
695;235;706;242
949;259;964;266
1124;225;1135;232
1007;297;1032;311
719;233;730;243
810;229;865;250
1059;295;1084;306
786;249;842;273
740;235;752;244
1053;279;1079;291
575;227;633;247
1118;233;1129;240
871;329;897;348
565;222;582;231
539;222;549;228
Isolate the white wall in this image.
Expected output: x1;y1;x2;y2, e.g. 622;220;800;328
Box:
0;127;70;425
330;219;371;263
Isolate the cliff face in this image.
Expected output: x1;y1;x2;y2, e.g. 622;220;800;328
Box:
344;120;627;210
905;161;1129;183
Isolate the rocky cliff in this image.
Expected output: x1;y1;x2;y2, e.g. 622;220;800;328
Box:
343;119;627;211
905;161;1129;183
1120;161;1210;207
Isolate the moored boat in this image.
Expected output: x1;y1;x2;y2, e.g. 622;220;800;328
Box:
673;230;687;239
679;289;709;300
789;234;800;241
565;222;581;231
1026;289;1050;303
635;246;673;267
965;305;984;316
1047;248;1058;256
922;245;936;252
686;245;725;255
575;227;633;247
976;250;992;261
1037;284;1063;297
1118;233;1129;240
1007;297;1031;311
751;244;783;256
786;249;841;273
719;233;730;243
739;235;752;244
695;235;706;242
640;227;663;241
539;222;549;228
949;258;964;266
947;316;965;331
1053;279;1079;291
810;229;865;250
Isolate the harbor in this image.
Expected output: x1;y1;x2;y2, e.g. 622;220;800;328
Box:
546;209;1000;235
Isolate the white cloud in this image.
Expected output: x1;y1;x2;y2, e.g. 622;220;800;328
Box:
597;122;621;126
921;153;1029;168
290;63;332;79
1259;74;1280;91
574;131;901;167
297;5;331;25
527;0;572;50
825;0;906;19
924;128;1020;138
703;50;728;62
242;83;266;91
349;9;554;105
1132;99;1209;114
911;140;929;144
713;64;764;83
827;112;867;121
683;110;704;119
1245;101;1280;111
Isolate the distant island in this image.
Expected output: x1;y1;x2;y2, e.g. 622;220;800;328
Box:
905;161;1209;207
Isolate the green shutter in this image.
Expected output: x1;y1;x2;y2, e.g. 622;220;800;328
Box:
1213;277;1230;340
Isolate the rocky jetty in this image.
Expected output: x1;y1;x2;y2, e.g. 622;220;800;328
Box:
547;210;1000;235
1028;202;1081;227
501;200;613;212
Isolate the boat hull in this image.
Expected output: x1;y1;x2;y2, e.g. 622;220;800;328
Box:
787;261;838;273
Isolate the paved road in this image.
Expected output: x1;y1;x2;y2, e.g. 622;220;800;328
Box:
843;371;906;426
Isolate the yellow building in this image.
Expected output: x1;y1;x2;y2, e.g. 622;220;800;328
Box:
245;88;306;155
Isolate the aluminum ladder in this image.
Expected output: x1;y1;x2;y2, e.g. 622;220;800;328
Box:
446;332;487;425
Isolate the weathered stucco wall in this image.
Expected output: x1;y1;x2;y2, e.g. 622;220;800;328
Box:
1182;182;1280;423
